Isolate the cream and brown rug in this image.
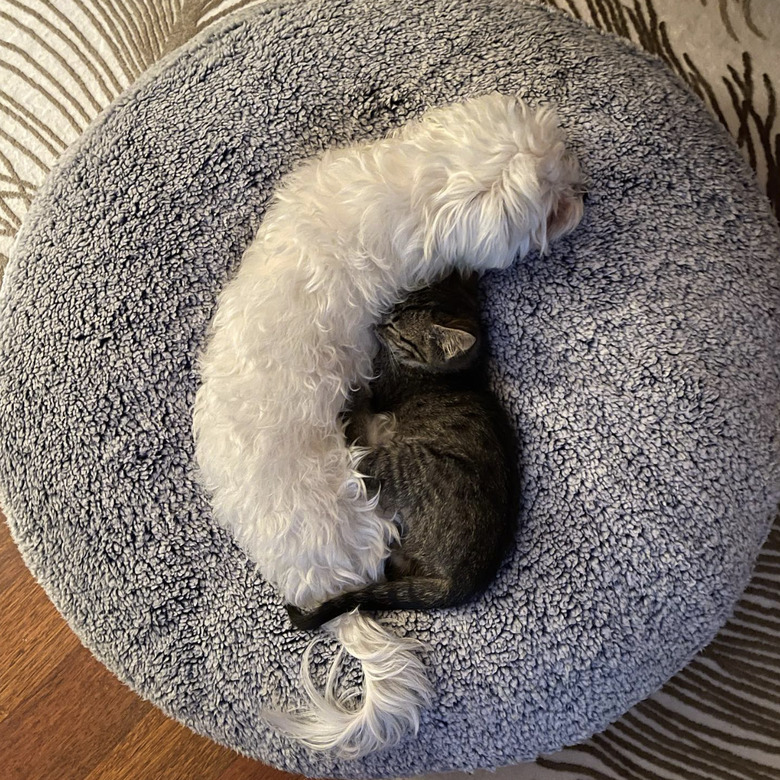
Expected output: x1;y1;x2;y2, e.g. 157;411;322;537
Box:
1;2;777;778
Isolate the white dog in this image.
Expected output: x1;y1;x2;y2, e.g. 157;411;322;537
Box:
193;93;583;757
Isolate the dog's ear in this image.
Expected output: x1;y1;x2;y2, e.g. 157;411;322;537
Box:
422;179;533;269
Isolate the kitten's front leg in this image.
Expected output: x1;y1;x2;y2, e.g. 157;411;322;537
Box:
347;402;396;449
344;393;385;503
364;412;397;447
344;390;374;446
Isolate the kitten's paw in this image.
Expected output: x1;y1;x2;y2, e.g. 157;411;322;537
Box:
366;412;396;446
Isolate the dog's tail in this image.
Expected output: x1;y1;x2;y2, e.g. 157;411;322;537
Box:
263;611;432;758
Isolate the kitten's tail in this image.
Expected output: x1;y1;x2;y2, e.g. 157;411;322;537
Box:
263;611;432;758
287;577;456;631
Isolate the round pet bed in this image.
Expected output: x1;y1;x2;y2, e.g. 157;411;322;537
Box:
1;0;778;777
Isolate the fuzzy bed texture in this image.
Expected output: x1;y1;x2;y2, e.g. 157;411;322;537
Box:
0;0;779;777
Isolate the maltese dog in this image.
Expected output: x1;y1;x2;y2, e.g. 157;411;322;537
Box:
193;92;583;758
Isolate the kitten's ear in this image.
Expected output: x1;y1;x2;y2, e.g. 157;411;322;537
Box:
432;324;477;360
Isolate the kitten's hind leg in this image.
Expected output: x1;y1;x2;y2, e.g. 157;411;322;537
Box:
385;549;422;579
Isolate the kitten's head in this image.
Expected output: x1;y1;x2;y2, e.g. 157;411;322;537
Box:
377;272;481;372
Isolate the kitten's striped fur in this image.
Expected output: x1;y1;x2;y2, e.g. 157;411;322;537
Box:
288;272;517;630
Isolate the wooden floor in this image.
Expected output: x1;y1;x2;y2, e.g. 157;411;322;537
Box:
0;514;306;780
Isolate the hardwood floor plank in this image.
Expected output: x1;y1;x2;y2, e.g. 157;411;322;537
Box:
0;644;151;780
82;707;237;780
0;569;80;723
0;516;24;593
216;756;308;780
1;511;306;779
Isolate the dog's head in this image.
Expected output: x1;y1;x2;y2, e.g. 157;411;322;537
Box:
407;93;584;272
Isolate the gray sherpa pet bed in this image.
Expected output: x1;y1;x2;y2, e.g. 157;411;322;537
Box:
1;0;779;776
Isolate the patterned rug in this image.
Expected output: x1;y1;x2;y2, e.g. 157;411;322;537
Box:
1;2;778;778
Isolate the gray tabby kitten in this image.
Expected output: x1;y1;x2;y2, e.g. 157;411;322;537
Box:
287;271;517;630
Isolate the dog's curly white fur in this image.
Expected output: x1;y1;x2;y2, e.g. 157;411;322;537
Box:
193;93;583;757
